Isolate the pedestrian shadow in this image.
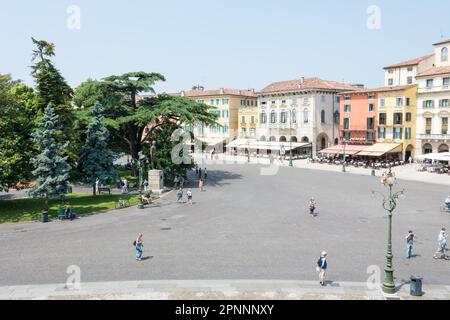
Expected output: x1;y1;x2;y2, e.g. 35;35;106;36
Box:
188;170;243;188
141;256;154;261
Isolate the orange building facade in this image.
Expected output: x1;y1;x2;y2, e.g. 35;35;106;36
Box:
339;90;378;146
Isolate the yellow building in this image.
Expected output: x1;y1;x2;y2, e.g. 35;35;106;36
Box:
179;88;257;147
377;85;418;160
238;99;258;139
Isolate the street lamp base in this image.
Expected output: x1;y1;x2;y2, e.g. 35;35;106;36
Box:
382;283;396;294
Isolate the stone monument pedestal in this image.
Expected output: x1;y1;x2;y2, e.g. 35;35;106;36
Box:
149;170;164;194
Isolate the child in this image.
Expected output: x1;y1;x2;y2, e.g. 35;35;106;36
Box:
177;188;184;203
186;189;193;205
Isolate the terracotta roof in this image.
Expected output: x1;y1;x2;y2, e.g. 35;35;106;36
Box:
176;88;257;98
433;38;450;46
259;77;359;93
417;66;450;78
383;54;434;69
340;85;417;95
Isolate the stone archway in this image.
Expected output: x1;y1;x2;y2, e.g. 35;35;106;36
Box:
290;136;298;143
280;136;287;142
405;144;414;161
423;143;433;154
269;136;277;142
316;133;329;151
260;136;267;142
439;144;449;153
301;137;310;143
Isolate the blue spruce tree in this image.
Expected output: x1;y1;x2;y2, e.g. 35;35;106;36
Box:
78;102;116;195
29;104;71;219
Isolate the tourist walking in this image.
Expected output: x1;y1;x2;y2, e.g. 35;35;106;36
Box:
134;233;144;261
316;251;328;286
177;188;184;203
195;165;199;175
143;179;149;192
406;230;415;259
123;179;128;193
186;189;193;205
95;178;100;195
204;168;207;180
199;178;204;192
434;228;448;259
309;198;317;216
173;175;179;189
198;168;202;180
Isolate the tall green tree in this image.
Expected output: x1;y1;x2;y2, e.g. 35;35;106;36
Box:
73;73;218;166
29;104;71;213
0;74;37;191
78;102;116;195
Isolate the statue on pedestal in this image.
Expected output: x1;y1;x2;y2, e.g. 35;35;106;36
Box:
150;140;161;170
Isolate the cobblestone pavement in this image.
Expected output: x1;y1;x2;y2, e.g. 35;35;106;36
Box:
0;163;449;289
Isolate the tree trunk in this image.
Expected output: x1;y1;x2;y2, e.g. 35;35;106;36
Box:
44;194;49;212
93;183;96;196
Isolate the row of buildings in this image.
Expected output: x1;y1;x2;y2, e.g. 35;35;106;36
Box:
171;39;450;160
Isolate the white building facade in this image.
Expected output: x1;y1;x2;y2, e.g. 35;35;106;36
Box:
383;54;434;87
257;78;358;155
416;39;450;155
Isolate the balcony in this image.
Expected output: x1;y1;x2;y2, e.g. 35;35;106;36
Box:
418;134;450;140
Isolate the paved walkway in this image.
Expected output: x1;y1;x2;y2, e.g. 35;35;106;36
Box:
1;280;449;300
194;154;450;186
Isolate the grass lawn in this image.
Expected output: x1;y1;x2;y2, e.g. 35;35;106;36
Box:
0;194;140;224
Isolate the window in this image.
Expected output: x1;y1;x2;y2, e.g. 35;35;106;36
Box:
388;79;394;86
443;78;450;87
334;111;340;125
261;101;267;105
303;109;309;123
321;96;326;102
367;117;374;130
405;128;412;140
368;95;375;100
304;97;309;104
343;118;350;130
406;98;411;107
407;77;413;84
344;104;351;112
366;131;375;141
407;66;414;72
281;100;287;104
396;97;403;107
426;79;434;88
344;96;351;101
388;70;394;74
210;99;214;105
241;116;246;124
271;101;276;105
380;98;385;107
343;132;351;141
424;100;435;108
251;116;255;124
292;110;297;124
369;104;375;112
270;112;277;124
335;96;341;103
379;113;387;125
378;127;386;139
216;99;220;105
440;99;449;107
425;118;432;134
393;128;403;140
280;111;287;124
406;113;412;122
442;117;449;134
260;112;267;124
394;113;403;125
442;47;449;62
321;110;326;124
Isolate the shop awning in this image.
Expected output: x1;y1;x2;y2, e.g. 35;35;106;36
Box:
357;143;403;157
196;137;230;146
319;145;367;156
416;152;450;162
226;140;312;152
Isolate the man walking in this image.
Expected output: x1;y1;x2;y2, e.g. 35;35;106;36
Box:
198;168;202;180
406;230;415;259
204;168;208;180
317;251;328;286
177;188;184;203
133;233;144;261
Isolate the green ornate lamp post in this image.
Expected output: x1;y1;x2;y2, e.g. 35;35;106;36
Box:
372;167;405;294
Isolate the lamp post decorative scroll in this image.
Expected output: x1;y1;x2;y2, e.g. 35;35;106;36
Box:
372;167;405;294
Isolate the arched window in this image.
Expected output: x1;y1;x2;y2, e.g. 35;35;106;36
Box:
303;109;309;123
269;136;277;142
442;47;448;62
321;110;326;124
260;112;266;124
260;136;267;142
292;109;297;123
270;111;277;124
280;136;287;142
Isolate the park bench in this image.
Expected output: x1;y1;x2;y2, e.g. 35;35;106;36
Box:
98;187;111;195
57;208;76;220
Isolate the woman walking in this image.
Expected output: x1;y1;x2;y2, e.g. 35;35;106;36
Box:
134;233;144;261
199;178;204;192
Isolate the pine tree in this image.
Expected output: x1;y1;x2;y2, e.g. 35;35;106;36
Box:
29;104;71;213
78;102;116;195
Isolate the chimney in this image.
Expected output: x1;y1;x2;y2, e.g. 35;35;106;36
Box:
300;77;305;85
220;88;225;94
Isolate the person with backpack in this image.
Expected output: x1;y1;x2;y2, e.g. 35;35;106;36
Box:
406;230;415;259
309;198;317;216
316;251;328;286
133;233;144;261
177;188;184;203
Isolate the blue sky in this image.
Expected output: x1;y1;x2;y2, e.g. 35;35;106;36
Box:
1;0;449;93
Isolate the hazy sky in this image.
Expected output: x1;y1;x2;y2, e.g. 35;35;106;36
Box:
1;0;449;93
